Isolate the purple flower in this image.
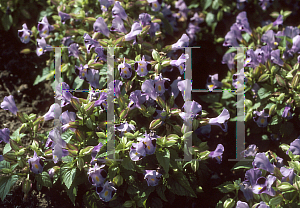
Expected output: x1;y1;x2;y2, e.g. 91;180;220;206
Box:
125;22;142;44
271;49;284;66
177;79;191;99
206;74;222;91
108;80;123;98
137;132;157;155
43;103;62;121
88;164;107;187
239;182;253;200
282;104;293;120
274;156;284;168
60;110;76;132
129;142;146;161
0;128;11;144
245;49;259;68
251;83;260;98
115;122;135;137
261;30;278;49
61;36;74;46
1;95;18;115
0;155;3;162
186;23;200;42
36;37;52;56
110;16;127;33
94;17;110;37
58;11;70;24
222;52;236;70
237;0;248;10
91;143;103;165
236;201;249;208
147;0;162;12
52;143;69;164
290;35;300;54
95;46;107;62
273;15;283;26
154;109;167;120
223;30;239;47
134;55;151;77
18;23;32;44
37;16;54;38
241;144;257;157
55;82;74;107
232;68;246;89
254;48;266;65
209;144;224;164
118;57;132;79
48;168;55;178
139;13;151;27
149;22;160;37
112;1;127;20
298;55;300;63
208;108;230;132
128;90;146;110
28;151;44;174
97;181;117;202
144;170;162;186
256;201;270;208
94;92;107;109
47;128;67;148
245;168;262;186
75;64;90;81
284;26;300;39
252;175;276;196
259;0;271;11
168;76;182;98
235;12;252;34
68;43;80;59
83;33;100;54
280;167;295;184
153;74;169;95
85;68;100;89
172;33;189;49
190;12;204;25
142;80;158;101
287;138;300;155
99;0;114;12
179;101;202;123
253;109;270;127
170;53;188;75
230;24;243;42
253;153;274;173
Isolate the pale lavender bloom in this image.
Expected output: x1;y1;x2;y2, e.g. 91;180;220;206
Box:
141;80;158;101
85;68;100;89
232;68;246;89
47;128;67;148
253;109;270;127
222;52;236;70
170;53;188;75
94;92;107;109
177;79;191;99
236;201;249;208
172;33;189;49
55;82;74;107
175;0;188;18
60;110;76;132
287;138;300;155
168;76;182;98
58;11;70;24
206;74;222;91
97;181;117;202
108;80;123;98
251;83;260;98
95;46;107;62
144;170;162;186
99;0;114;12
36;37;52;56
139;13;151;27
274;156;284;168
284;26;300;39
209;108;230;132
290;35;300;54
129;142;146;161
52;143;69;164
88;164;107;187
149;22;160;37
241;144;257;157
110;15;127;33
37;16;54;38
28;151;44;174
209;144;224;164
18;23;32;44
280;167;295;184
153;74;169;95
237;0;248;10
230;24;243;42
68;43;80;58
254;48;266;64
282;104;292;120
83;33;100;54
0;128;11;144
271;49;284;66
125;22;142;44
135;55;151;77
75;64;89;81
112;1;127;20
252;175;276;196
190;12;204;25
90;143;103;165
118;57;132;79
298;55;300;63
261;30;278;48
239;181;253;201
235;12;252;34
61;36;73;46
94;17;110;37
273;15;283;26
259;0;271;11
115;122;135;137
48;168;55;178
137;132;157;155
128;90;146;110
43;103;62;121
147;0;162;12
256;202;270;208
186;23;200;42
179;100;202;123
253;153;274;173
244;49;259;68
1;95;18;115
261;45;271;60
223;31;239;47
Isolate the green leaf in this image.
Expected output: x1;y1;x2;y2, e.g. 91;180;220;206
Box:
167;171;197;198
156;149;170;174
231;160;253;170
242;33;251;43
215;181;235;193
221;90;235;99
35;171;52;188
61;167;77;189
72;76;84;89
3;143;12;155
79;146;94;156
1;14;13;31
147;196;163;208
203;0;212;11
156;184;168;202
66;185;78;206
0;175;18;201
283;11;292;18
121;157;135;170
188;3;199;9
198;93;220;103
257;88;271;99
152;49;160;62
205;13;215;26
277;182;295;192
161;18;173;36
258;74;269;82
275;74;286;88
270;12;279;18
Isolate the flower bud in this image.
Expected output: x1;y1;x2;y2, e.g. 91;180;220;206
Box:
223;198;235;208
22;179;32;194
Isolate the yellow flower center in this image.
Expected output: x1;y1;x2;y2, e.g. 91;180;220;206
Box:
105;190;108;196
260;119;265;124
141;68;144;72
258;187;262;190
147;146;150;150
39;48;43;52
24;36;28;40
43;30;48;34
288;112;291;117
154;3;157;7
135;152;138;155
217;156;221;160
139;63;143;66
274;42;278;45
264;2;267;6
209;85;214;89
286;177;289;181
82;73;85;77
34;164;39;169
95;176;99;182
158;85;161;91
124;70;127;74
151;178;155;181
